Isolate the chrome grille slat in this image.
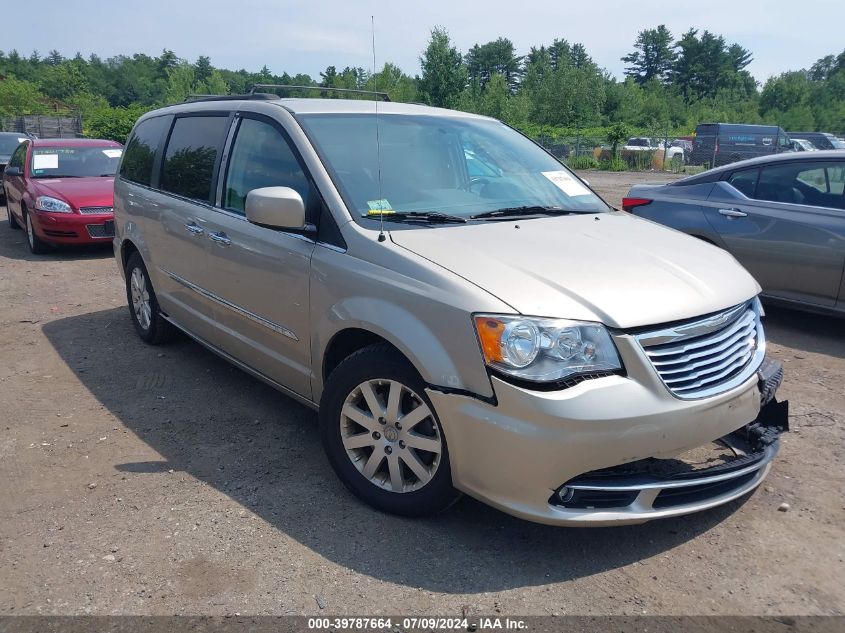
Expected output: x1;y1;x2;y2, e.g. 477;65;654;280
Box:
652;324;756;373
664;352;753;389
636;301;765;400
79;206;114;215
645;311;755;358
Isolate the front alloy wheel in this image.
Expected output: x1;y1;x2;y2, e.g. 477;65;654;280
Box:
340;379;442;493
24;208;50;254
320;343;460;517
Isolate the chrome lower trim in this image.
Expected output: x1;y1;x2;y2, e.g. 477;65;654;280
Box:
567;441;778;492
160;268;299;341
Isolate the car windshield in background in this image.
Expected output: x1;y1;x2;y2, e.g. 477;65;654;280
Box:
829;136;845;149
30;146;123;178
0;136;28;154
298;113;609;221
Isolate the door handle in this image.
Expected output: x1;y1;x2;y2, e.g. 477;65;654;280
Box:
718;208;747;218
185;221;204;235
208;231;231;246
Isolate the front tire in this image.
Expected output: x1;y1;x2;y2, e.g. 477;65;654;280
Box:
24;206;51;254
319;343;460;517
125;251;178;344
7;197;21;230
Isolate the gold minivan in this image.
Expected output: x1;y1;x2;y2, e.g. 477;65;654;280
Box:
113;90;788;525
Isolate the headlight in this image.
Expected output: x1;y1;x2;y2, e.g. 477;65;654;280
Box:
35;196;72;213
474;314;622;383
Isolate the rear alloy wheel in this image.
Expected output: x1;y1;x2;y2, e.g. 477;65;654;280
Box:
125;252;178;344
320;344;460;517
24;207;51;254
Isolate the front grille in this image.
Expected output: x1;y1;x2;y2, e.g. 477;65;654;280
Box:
86;224;110;238
636;301;764;399
79;206;113;215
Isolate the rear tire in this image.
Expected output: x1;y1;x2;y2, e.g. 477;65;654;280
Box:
125;251;178;345
24;206;51;254
319;343;461;517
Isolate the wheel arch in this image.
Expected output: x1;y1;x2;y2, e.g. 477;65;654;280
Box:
313;298;488;403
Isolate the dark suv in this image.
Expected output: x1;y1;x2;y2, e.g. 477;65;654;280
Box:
788;132;845;151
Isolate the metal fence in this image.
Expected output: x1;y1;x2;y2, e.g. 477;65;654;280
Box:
533;134;690;173
0;114;83;138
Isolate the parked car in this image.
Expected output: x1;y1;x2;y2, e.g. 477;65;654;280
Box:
3;138;123;253
791;138;818;152
787;131;845;151
624;151;845;317
0;131;35;202
113;94;787;526
690;123;792;167
623;137;685;162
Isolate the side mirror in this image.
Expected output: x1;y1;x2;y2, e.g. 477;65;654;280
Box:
245;186;306;230
4;166;22;177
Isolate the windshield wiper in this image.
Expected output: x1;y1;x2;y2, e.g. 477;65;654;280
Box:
363;210;467;224
471;206;588;220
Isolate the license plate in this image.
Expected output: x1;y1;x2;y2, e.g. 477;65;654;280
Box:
103;219;115;237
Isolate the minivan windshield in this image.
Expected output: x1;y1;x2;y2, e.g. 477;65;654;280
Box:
298;113;609;222
30;146;123;178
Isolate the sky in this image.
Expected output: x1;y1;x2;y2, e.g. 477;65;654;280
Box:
7;1;844;83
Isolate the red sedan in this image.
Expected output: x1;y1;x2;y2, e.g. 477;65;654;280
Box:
2;138;123;254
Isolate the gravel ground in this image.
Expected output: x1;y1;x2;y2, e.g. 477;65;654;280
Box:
1;173;843;616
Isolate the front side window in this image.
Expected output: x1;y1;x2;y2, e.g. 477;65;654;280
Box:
757;161;845;209
30;146;123;178
223;118;313;217
160;115;229;203
9;142;28;169
298;113;609;223
120;116;170;186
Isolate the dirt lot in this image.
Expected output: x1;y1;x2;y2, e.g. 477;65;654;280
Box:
1;171;843;616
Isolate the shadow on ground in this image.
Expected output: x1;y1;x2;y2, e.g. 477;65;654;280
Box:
763;304;844;359
43;307;752;594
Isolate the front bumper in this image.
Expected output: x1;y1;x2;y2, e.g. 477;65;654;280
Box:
31;210;114;244
427;357;786;526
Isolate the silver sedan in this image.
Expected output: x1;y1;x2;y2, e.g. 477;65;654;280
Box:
625;151;845;317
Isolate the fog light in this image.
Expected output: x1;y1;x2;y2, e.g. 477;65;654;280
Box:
557;486;574;502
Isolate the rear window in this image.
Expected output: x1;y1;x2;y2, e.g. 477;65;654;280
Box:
160;115;230;203
120;116;170;186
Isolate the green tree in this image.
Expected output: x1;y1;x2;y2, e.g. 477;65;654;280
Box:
418;27;466;108
622;25;676;85
0;76;49;115
465;37;523;92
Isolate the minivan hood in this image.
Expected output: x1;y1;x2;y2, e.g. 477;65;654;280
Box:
390;212;761;329
32;177;115;209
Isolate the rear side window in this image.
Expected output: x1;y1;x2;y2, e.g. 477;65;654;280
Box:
120;116;169;186
727;169;759;197
160;115;230;203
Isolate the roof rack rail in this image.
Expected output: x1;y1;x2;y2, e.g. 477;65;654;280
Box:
249;84;390;102
184;93;280;102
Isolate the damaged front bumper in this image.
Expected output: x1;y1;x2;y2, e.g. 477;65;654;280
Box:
429;355;788;526
551;358;789;523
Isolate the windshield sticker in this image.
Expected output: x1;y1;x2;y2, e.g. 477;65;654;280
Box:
541;171;592;197
367;199;393;214
33;154;59;170
102;149;123;158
